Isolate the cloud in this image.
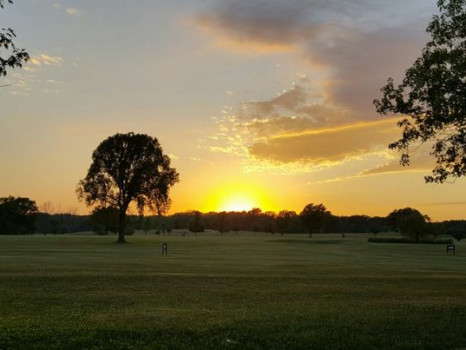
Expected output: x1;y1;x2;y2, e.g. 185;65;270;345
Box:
46;79;62;85
53;3;79;15
196;0;319;53
249;118;400;163
29;54;63;66
207;80;437;178
312;26;429;117
426;201;466;207
359;144;435;176
66;8;78;15
208;82;350;159
168;154;179;161
196;0;434;117
9;54;63;95
239;84;350;127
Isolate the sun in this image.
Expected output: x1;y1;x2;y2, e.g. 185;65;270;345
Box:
218;194;257;212
203;183;272;213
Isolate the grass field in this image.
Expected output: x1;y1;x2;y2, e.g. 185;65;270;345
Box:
0;231;465;349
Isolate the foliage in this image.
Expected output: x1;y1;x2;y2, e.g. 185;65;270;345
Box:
77;132;179;243
442;220;466;241
0;0;29;78
35;213;91;234
188;211;205;233
90;207;119;235
368;237;453;244
168;210;392;235
215;211;230;233
299;203;332;237
374;0;466;183
0;196;38;234
142;217;152;235
387;207;431;242
275;210;297;234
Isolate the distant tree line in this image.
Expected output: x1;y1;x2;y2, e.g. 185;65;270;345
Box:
170;208;390;236
35;213;92;234
1;196;465;242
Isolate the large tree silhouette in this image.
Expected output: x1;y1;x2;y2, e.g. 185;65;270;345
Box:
300;203;332;238
77;132;179;243
374;0;466;183
0;0;29;79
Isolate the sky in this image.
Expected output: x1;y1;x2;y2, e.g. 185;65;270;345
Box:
1;0;466;221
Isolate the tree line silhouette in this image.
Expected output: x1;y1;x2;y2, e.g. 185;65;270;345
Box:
1;196;465;242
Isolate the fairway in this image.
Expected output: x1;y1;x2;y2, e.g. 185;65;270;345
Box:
1;232;465;350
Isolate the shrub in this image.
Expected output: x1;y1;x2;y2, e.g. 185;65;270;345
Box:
368;237;453;244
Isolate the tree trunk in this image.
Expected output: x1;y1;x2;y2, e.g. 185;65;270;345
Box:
117;210;127;243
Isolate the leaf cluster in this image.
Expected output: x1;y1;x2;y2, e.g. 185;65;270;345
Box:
0;0;29;77
374;0;466;183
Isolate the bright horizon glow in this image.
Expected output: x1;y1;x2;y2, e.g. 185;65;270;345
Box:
218;194;258;212
201;182;275;213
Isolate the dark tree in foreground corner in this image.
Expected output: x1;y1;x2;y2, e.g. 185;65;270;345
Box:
0;0;29;78
77;132;179;243
0;196;38;234
300;203;332;238
374;0;466;183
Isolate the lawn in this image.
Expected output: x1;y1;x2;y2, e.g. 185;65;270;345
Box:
0;232;465;349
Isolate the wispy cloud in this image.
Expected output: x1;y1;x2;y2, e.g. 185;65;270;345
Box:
425;201;466;207
249;118;400;163
65;8;78;15
8;53;64;95
29;54;63;66
53;3;79;16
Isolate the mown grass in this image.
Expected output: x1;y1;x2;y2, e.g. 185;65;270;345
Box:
0;232;465;349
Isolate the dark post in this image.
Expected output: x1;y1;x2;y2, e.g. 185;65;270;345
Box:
162;242;168;254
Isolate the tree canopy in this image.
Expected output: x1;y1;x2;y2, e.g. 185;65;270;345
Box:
77;132;179;243
188;211;205;233
374;0;466;183
0;0;29;78
0;196;38;234
387;207;430;242
299;203;332;237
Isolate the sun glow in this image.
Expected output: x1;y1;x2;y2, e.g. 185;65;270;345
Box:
219;194;257;212
203;182;274;213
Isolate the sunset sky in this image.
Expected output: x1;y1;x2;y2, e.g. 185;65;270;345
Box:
1;0;466;221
